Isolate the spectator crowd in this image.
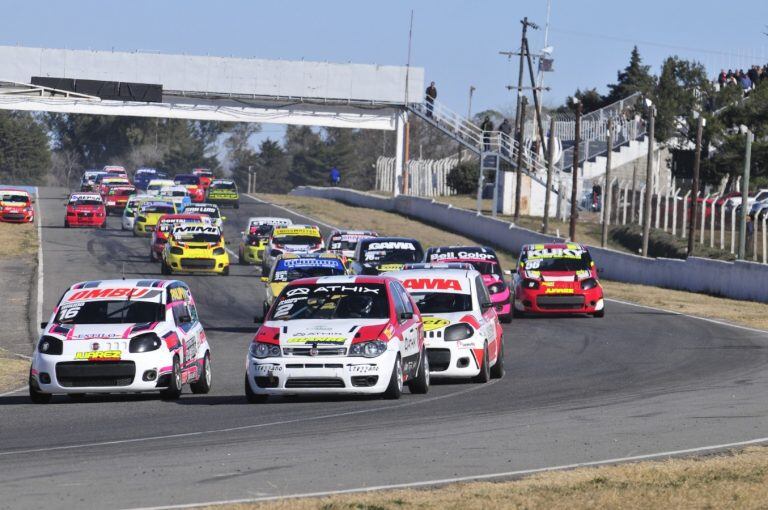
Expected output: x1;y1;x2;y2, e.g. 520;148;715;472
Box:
717;65;767;95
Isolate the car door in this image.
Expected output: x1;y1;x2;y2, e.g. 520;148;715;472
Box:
390;281;421;378
168;285;200;373
475;275;500;362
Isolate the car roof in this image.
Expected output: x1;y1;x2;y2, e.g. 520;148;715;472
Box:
279;252;343;261
522;243;586;251
68;278;177;290
0;188;31;195
248;216;292;224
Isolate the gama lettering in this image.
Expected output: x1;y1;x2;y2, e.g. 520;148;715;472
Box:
368;241;415;251
402;278;462;291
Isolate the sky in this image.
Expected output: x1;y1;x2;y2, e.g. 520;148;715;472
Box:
1;0;767;145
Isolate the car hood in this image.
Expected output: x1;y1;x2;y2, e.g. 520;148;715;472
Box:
46;322;160;341
268;319;389;348
523;269;592;282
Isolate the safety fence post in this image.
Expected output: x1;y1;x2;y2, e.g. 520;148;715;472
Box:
682;190;691;239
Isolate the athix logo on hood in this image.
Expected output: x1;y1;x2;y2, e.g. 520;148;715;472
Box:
403;278;462;291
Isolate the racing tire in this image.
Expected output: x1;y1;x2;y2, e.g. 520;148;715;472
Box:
500;312;512;324
238;248;246;265
383;355;403;400
407;348;429;394
190;353;212;394
149;251;157;263
29;375;52;404
490;340;505;379
100;221;107;229
221;266;230;276
512;304;525;319
262;301;270;320
593;308;605;318
244;374;268;403
161;261;171;275
160;357;182;400
64;220;70;228
132;229;137;237
472;343;491;384
234;202;240;209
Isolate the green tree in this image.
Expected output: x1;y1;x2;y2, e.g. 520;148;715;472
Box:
652;56;712;142
605;46;656;104
0;112;51;184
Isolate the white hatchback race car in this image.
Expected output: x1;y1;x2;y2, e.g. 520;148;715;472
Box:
183;203;225;228
245;275;429;402
29;279;212;403
388;268;504;381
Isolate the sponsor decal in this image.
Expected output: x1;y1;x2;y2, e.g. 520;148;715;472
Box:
281;258;342;269
66;288;159;302
169;287;189;302
274;227;320;236
422;317;451;331
348;364;379;373
403;278;463;291
368;241;415;251
75;351;121;361
254;364;283;374
429;250;496;261
545;288;574;294
287;336;346;344
382;324;395;340
526;248;584;260
377;263;404;272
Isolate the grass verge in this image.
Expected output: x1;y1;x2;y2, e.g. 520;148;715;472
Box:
258;193;768;331
210;446;768;510
0;350;27;393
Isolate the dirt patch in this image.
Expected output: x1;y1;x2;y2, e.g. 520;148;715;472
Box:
0;351;28;393
209;446;768;510
0;222;37;257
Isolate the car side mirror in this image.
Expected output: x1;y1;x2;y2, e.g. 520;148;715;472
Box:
260;277;269;283
400;312;413;321
40;321;48;329
270;249;281;257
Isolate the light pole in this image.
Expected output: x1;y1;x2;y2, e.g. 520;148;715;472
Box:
641;99;656;257
687;113;704;257
738;126;754;260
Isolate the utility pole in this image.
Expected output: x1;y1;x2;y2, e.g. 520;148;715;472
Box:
738;128;754;259
514;97;528;222
569;101;582;241
601;119;613;247
641;104;656;257
507;17;538;149
687;115;704;256
542;116;555;233
523;38;548;166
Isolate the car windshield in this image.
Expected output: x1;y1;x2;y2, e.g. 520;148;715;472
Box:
274;235;320;245
174;175;199;185
330;236;371;251
142;204;175;214
55;300;164;324
412;292;472;313
464;260;503;277
212;182;236;190
270;283;389;320
522;249;592;272
185;206;219;218
1;194;29;203
363;243;423;264
71;199;103;206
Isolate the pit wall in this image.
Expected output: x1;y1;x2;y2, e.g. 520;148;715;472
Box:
290;186;768;303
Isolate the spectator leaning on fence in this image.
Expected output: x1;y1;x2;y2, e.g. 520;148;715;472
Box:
425;81;437;118
480;116;494;152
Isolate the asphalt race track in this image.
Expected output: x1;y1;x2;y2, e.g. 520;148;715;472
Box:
2;187;768;510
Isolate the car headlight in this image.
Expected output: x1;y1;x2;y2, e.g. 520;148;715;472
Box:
522;279;540;290
488;281;507;294
170;246;184;255
212;247;225;256
249;342;281;358
38;335;63;355
349;340;387;358
129;333;162;353
581;278;598;290
444;323;473;342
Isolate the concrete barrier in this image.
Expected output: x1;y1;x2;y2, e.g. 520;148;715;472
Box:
290;186;768;303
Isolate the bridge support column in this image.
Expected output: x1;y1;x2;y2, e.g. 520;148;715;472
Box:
394;111;407;196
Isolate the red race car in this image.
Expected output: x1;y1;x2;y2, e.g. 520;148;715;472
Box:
0;188;34;223
173;174;206;203
192;168;214;190
104;184;136;214
512;243;604;317
65;193;107;228
149;213;211;262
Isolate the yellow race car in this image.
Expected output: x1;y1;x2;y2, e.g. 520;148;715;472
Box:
162;224;230;275
238;216;293;265
260;252;347;317
133;199;177;237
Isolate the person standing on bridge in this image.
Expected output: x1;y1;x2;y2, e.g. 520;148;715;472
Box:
425;81;437;118
329;166;341;187
480;116;494;151
498;118;512;156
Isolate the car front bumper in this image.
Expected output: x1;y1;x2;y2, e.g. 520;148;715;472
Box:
516;288;604;314
424;332;485;378
164;252;229;273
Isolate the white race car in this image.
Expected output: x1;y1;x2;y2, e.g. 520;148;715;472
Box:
29;279;212;403
261;224;324;273
388;268;504;381
121;194;148;231
183;203;225;228
244;275;428;402
146;179;177;197
325;229;378;261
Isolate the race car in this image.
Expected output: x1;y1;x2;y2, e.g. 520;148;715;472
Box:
260;252;348;317
183;203;225;228
388;268;504;382
65;193;107;228
161;224;230;275
206;179;240;208
424;246;512;323
121;194;148;231
134;168;165;191
351;237;425;275
98;176;132;198
245;275;429;402
261;224;324;273
238;216;293;265
133;200;177;237
325;229;378;261
80;170;105;192
192;168;214;190
150;213;212;262
512;243;605;317
102;165;128;177
29;278;211;403
173;174;206;203
0;188;34;223
103;185;136;214
146;179;177;197
157;185;192;212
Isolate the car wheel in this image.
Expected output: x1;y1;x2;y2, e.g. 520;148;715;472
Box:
407;348;429;394
221;266;230;276
149;251;156;263
472;342;491;383
160;357;182;400
161;261;171;275
383;355;403;400
490;340;505;379
263;301;270;319
500;312;512;324
234;202;240;209
64;220;70;228
100;221;107;229
512;302;525;318
29;375;52;404
593;308;605;318
244;373;268;403
190;353;212;394
238;248;246;265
